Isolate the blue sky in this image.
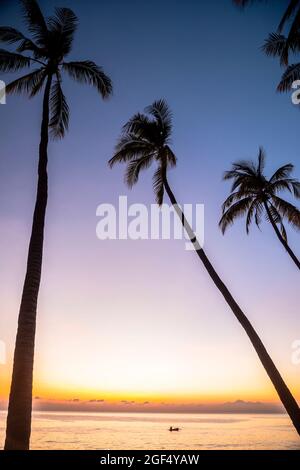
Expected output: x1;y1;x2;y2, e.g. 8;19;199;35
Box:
0;0;299;405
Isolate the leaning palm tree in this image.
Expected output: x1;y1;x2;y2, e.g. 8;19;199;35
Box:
109;99;300;437
0;0;112;450
220;148;300;270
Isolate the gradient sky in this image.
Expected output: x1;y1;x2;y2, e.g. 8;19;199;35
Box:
0;0;299;410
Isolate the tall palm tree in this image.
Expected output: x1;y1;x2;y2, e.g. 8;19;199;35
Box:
109;99;300;437
220;148;300;270
0;0;112;450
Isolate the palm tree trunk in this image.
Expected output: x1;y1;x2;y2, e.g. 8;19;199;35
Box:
162;174;300;437
4;74;52;450
264;201;300;270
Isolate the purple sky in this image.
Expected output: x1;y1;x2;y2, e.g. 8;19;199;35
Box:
0;0;299;406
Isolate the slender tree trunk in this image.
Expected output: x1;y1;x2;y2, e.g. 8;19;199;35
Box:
162;174;300;437
264;201;300;270
4;74;52;450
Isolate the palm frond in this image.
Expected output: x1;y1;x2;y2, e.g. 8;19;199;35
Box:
47;8;78;57
257;147;266;175
277;63;300;92
271;195;300;230
152;166;164;206
0;26;27;45
49;79;69;138
268;203;288;241
270;178;300;198
0;49;30;72
63;61;112;98
269;163;294;182
221;189;254;212
6;67;46;97
263;32;291;66
219;197;253;234
21;0;48;47
246;200;257;233
165;145;177;167
122;113;158;143
145;99;172;141
278;0;300;32
125;155;154;188
109;135;154;167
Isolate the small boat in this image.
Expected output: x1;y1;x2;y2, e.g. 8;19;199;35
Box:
169;426;180;432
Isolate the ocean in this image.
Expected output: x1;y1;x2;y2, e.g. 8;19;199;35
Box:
0;411;299;450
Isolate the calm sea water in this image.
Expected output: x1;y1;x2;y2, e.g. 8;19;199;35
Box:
0;411;299;450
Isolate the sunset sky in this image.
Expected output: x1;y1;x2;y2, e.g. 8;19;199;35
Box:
0;0;299;412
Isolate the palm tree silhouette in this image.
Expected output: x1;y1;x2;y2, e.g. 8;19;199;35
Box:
263;31;300;96
234;0;300;95
109;99;300;437
220;148;300;270
0;0;112;450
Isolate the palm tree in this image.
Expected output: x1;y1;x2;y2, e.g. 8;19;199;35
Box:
0;0;112;450
220;148;300;270
263;31;300;96
109;99;300;437
234;0;300;94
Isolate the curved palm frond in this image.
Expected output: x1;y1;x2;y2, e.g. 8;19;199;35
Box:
6;67;46;97
125;154;154;188
109;136;154;167
0;49;30;72
269;163;294;182
152;166;165;206
0;26;42;58
122;113;159;144
0;26;28;45
49;78;69;139
47;8;78;58
219;197;253;234
63;61;112;98
270;178;300;198
277;63;300;92
145;99;172;141
271;195;300;230
165;145;177;167
263;33;292;67
221;189;254;212
21;0;48;47
268;203;288;242
257;146;266;175
278;0;299;31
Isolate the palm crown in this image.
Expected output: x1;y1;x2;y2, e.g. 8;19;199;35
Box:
0;0;112;138
220;147;300;240
234;0;300;92
109;99;177;205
